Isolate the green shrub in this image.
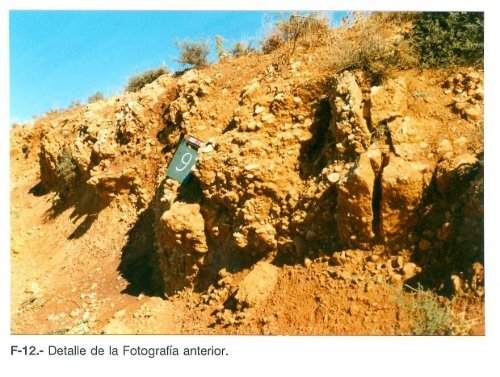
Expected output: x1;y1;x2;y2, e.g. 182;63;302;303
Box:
87;91;104;103
400;287;450;335
411;12;484;67
125;67;167;93
394;284;477;335
56;147;78;189
175;39;210;68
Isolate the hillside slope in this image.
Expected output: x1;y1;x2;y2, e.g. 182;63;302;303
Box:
10;28;484;335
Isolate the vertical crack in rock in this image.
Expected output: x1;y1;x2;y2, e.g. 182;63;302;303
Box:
362;89;373;132
372;152;390;242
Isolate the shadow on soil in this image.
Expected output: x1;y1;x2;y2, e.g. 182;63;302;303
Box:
118;203;164;298
33;181;109;240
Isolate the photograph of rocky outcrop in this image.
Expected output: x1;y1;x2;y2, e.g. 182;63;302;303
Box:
10;11;484;335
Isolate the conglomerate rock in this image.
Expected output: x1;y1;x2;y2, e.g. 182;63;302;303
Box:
20;58;483;298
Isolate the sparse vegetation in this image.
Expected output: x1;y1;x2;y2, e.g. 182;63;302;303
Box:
411;12;484;67
330;13;418;84
261;12;331;55
69;100;83;108
88;91;104;103
214;35;230;62
395;284;477;335
230;41;257;58
176;39;210;68
260;32;282;55
328;11;483;82
371;11;418;25
44;108;60;116
125;67;167;93
214;36;256;61
56;147;78;190
260;12;421;83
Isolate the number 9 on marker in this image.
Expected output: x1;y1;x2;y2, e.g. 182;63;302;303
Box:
166;134;204;184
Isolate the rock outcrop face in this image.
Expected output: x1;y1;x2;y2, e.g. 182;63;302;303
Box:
87;168;139;200
330;71;371;156
150;67;482;295
380;156;433;245
20;59;482;298
414;152;483;296
37;75;172;205
156;202;208;292
443;69;484;121
335;152;376;248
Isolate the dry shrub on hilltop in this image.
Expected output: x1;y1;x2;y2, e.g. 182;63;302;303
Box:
330;13;418;84
260;12;332;55
231;41;257;58
126;67;168;93
88;91;104;103
175;39;210;68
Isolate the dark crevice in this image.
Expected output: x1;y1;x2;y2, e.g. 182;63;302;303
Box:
364;86;386;243
384;121;398;155
372;116;400;155
176;174;203;204
298;98;332;179
371;152;390;242
362;98;373;131
222;117;238;134
371;167;383;241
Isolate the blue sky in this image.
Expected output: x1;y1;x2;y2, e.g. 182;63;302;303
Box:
10;11;348;124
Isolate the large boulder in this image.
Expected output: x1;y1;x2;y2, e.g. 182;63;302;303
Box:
71;137;93;175
335;152;376;248
87;167;138;199
234;262;279;308
155;202;208;292
380;156;433;244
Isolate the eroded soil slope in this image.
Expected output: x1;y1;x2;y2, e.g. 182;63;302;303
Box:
11;41;484;335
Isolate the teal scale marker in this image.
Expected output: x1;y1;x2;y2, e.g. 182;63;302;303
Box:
166;135;203;184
